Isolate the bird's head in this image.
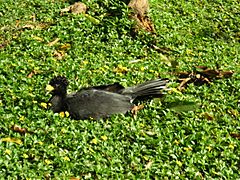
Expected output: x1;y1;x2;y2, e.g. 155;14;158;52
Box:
46;76;69;96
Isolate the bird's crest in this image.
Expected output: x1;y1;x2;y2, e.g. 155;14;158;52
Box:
50;76;69;87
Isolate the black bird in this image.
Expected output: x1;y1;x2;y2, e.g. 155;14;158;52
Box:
47;76;169;120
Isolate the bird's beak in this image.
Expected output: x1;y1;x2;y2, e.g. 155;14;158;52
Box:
46;84;54;94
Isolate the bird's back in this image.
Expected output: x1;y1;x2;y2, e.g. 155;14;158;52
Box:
65;89;134;119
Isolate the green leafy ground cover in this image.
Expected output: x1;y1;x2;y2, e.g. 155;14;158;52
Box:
0;0;239;179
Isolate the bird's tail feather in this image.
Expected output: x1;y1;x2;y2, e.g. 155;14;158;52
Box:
122;79;169;99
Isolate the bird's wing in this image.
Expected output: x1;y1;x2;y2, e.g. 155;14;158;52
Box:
65;89;133;119
81;82;125;93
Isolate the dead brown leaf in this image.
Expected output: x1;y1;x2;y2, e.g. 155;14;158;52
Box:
61;2;87;15
128;0;155;33
201;69;220;77
11;125;32;135
177;66;234;89
131;104;144;119
71;2;87;14
52;44;70;60
196;65;208;70
178;77;191;91
69;178;80;180
218;71;234;78
53;50;65;60
16;20;20;27
22;24;35;29
27;70;38;78
197;66;234;79
228;109;239;118
27;71;35;78
131;14;155;33
0;42;8;49
128;0;149;17
230;133;240;140
202;112;214;121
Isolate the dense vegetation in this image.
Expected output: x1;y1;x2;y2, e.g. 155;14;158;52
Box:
0;0;239;179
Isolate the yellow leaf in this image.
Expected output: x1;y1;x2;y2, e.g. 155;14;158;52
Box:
206;146;212;151
99;67;106;72
63;156;70;161
45;159;52;165
65;111;70;117
143;156;149;161
32;35;43;42
23;153;29;158
19;116;25;121
213;171;220;175
61;128;67;133
47;38;60;46
114;65;128;74
59;43;71;50
229;143;235;150
29;93;34;97
170;88;182;95
89;117;95;121
5;149;11;155
91;138;98;144
37;141;43;145
160;53;171;66
101;135;107;141
1;137;22;145
186;49;193;55
40;102;48;109
174;139;180;145
84;14;100;24
104;65;109;69
48;144;55;148
183;147;193;151
176;160;183;167
82;60;88;65
59;112;65;118
89;147;95;153
140;123;145;127
140;67;145;71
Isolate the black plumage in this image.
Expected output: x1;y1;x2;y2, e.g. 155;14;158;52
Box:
47;76;169;120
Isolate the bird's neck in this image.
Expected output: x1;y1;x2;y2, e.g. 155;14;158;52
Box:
49;95;66;113
55;90;67;97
